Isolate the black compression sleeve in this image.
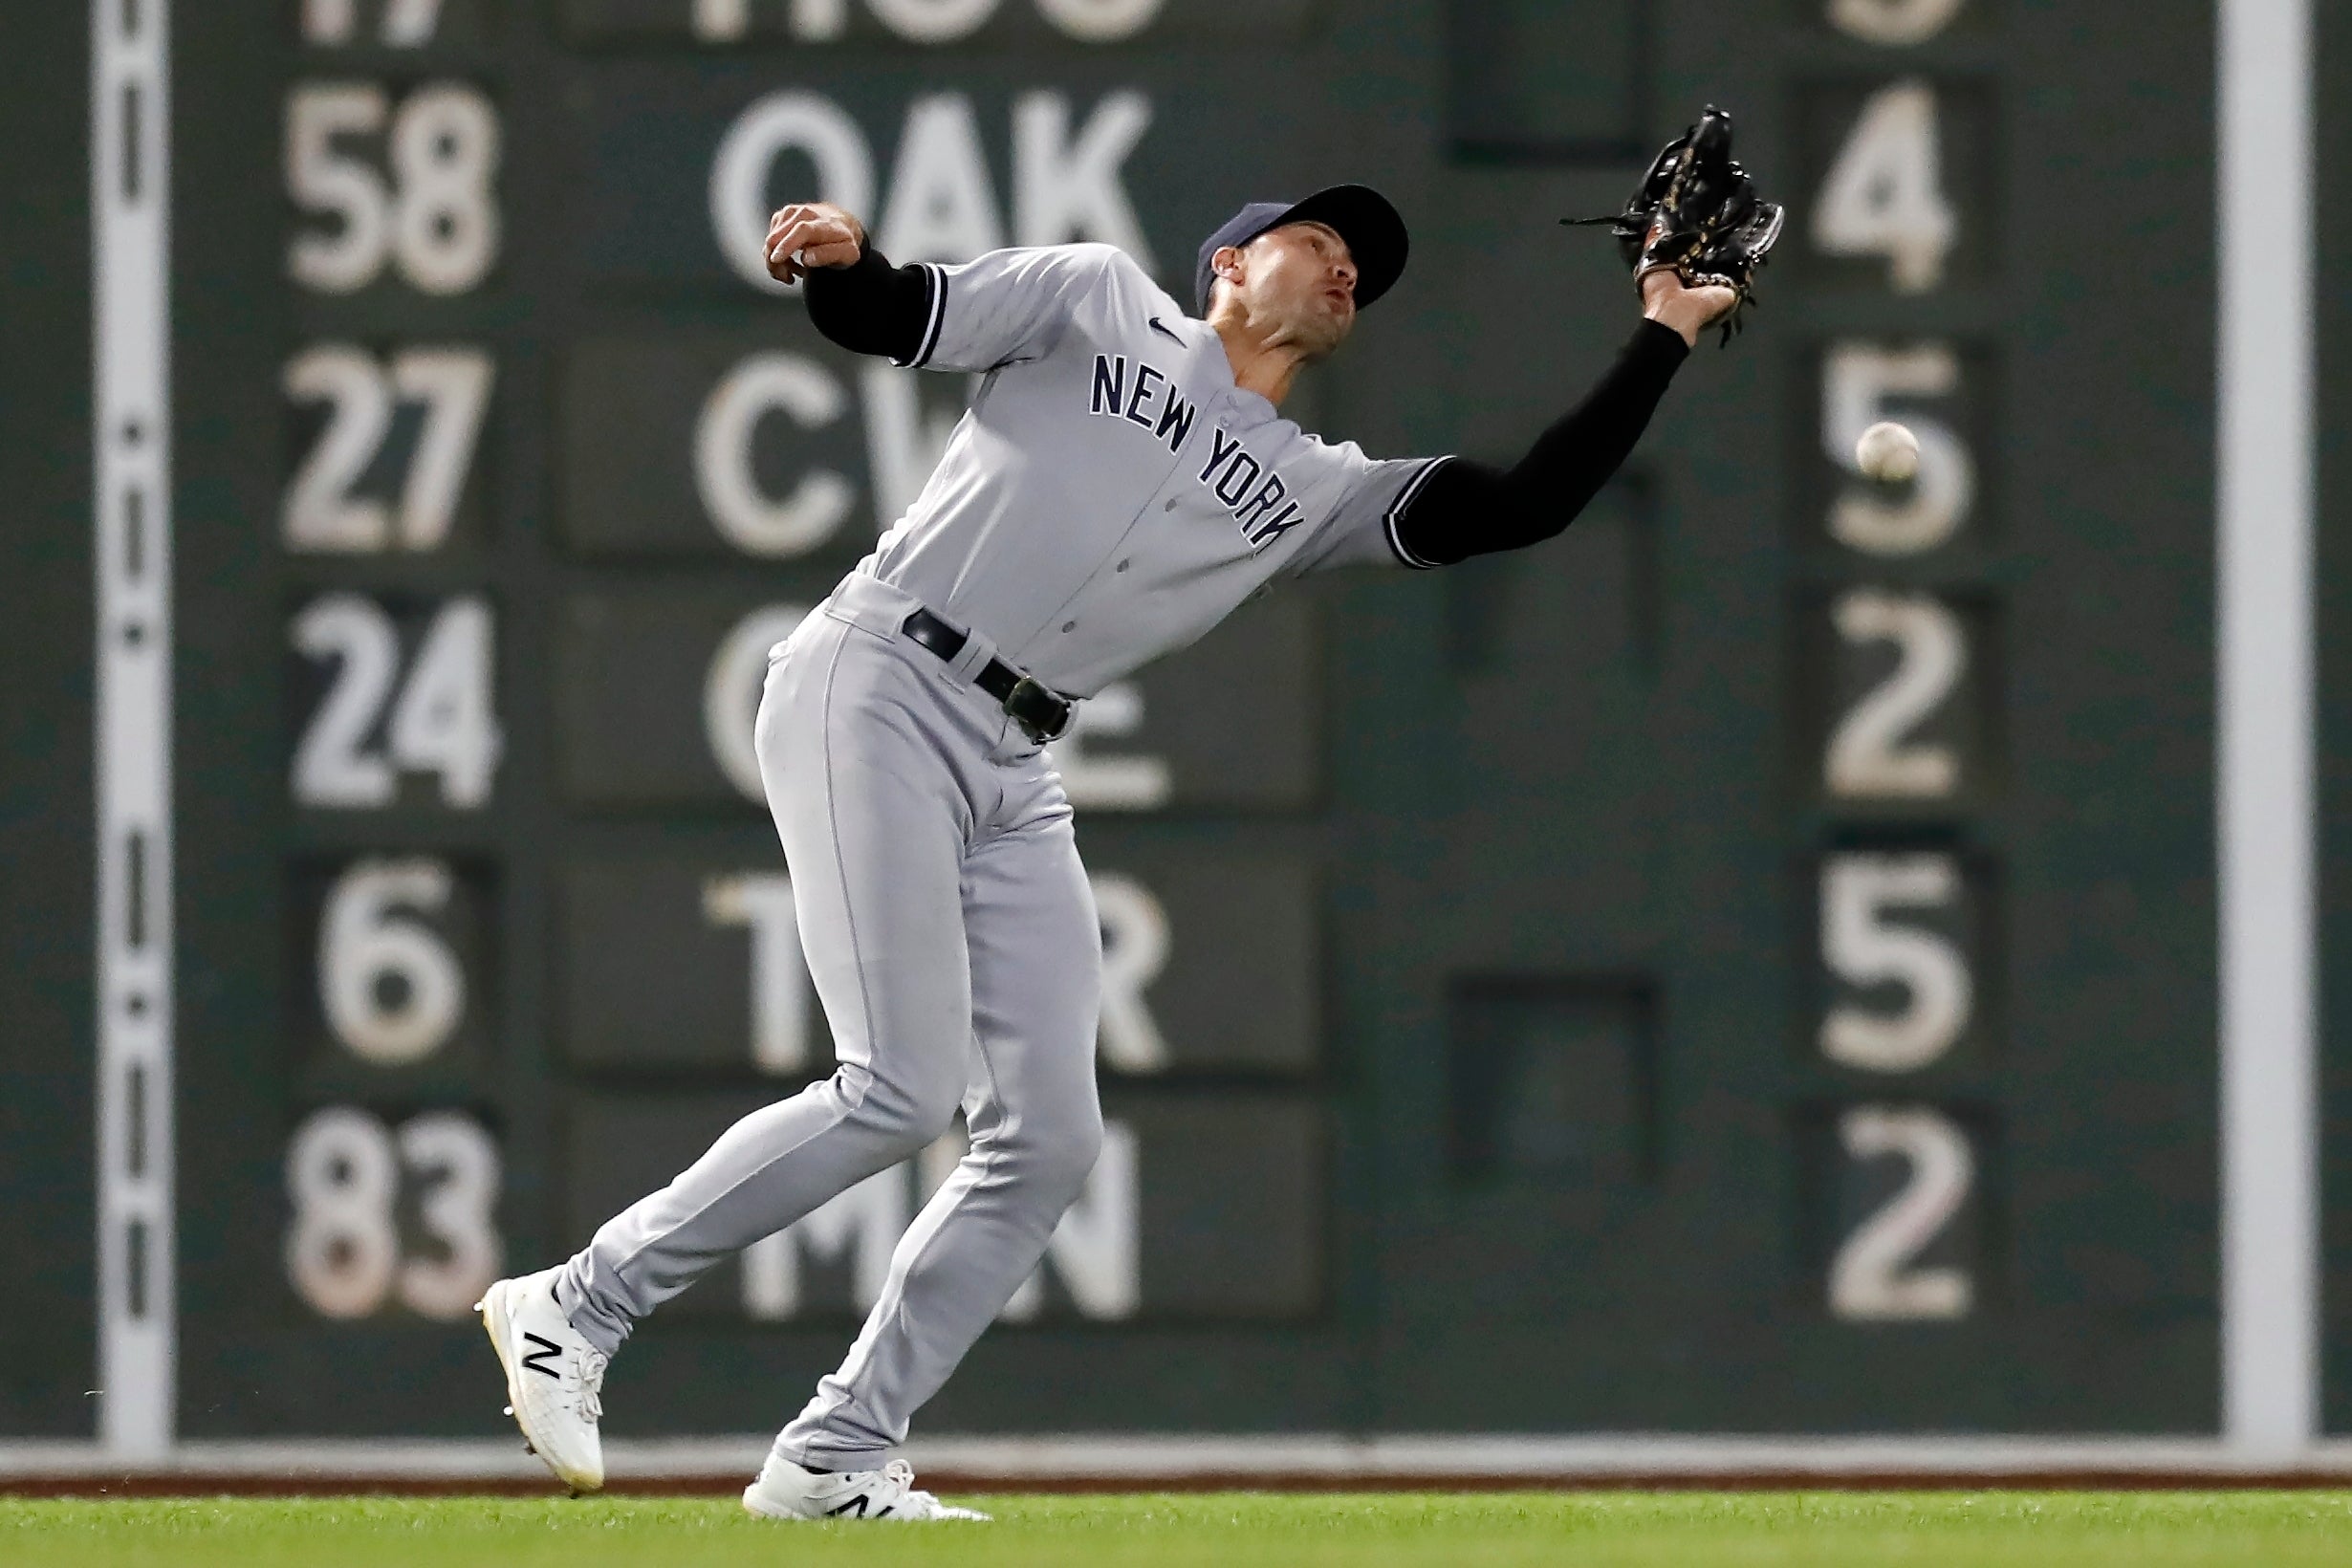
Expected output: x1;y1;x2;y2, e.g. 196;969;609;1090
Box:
802;246;933;364
1390;318;1691;567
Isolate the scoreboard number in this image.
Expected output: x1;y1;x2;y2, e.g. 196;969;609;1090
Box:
302;0;447;47
291;594;504;811
286;82;501;296
1810;80;1955;294
1823;590;1967;801
285;1106;503;1320
1826;0;1965;47
1821;342;1973;555
1827;1105;1975;1321
1818;853;1971;1072
283;345;493;554
320;859;468;1067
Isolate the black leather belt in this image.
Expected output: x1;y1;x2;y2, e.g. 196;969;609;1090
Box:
900;607;1075;744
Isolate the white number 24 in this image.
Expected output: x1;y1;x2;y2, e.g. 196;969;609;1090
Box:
291;594;503;811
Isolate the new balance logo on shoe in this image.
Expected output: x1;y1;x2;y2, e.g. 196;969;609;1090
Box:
824;1496;873;1518
520;1332;564;1380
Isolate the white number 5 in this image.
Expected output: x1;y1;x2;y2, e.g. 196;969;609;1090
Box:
1828;0;1966;46
1819;854;1971;1071
1822;343;1974;555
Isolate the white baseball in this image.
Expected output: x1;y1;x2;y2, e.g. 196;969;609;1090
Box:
1855;420;1920;484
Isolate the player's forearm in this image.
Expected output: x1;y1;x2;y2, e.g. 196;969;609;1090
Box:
803;246;932;363
1394;319;1689;566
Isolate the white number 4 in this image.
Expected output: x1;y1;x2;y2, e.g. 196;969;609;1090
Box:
1812;80;1956;294
292;595;503;810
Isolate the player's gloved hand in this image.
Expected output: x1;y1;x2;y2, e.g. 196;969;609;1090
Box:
1641;266;1741;350
765;203;866;285
1568;105;1785;346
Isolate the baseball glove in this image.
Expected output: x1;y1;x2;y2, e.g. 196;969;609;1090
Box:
1566;105;1785;345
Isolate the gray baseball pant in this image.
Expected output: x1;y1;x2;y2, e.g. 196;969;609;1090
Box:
555;571;1105;1468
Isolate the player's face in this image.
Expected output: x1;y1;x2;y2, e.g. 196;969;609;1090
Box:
1230;222;1359;358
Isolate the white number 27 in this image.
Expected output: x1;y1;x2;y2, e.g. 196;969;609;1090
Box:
283;345;492;554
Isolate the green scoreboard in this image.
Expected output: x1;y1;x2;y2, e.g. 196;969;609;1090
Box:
6;0;2278;1448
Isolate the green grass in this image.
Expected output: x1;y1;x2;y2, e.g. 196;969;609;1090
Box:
6;1492;2352;1568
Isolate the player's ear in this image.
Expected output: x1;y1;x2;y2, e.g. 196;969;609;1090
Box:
1213;244;1246;288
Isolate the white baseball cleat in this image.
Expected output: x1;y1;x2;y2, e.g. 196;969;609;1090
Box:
742;1453;991;1521
476;1266;608;1494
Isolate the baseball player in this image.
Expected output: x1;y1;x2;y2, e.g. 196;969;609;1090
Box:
477;183;1735;1519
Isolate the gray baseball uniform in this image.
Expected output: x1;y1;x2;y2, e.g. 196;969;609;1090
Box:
556;241;1445;1468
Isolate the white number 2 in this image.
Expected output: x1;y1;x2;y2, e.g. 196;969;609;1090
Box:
292;594;504;810
286;82;500;295
1824;590;1966;800
1829;1105;1974;1321
283;345;493;554
286;1106;501;1320
1812;80;1955;294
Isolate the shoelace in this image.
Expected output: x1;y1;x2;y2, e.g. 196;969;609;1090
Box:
575;1348;609;1424
880;1460;937;1509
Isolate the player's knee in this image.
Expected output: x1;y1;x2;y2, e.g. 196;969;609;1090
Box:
860;1058;968;1147
1021;1100;1104;1200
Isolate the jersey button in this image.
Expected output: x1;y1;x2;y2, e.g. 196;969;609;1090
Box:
1163;498;1177;512
1061;621;1077;633
1116;558;1130;573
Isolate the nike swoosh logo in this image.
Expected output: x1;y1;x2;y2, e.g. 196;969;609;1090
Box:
1148;316;1184;342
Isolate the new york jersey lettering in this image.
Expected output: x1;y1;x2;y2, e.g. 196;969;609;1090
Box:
1089;354;1195;455
1198;425;1308;551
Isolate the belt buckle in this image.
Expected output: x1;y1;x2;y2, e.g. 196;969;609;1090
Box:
1005;676;1072;745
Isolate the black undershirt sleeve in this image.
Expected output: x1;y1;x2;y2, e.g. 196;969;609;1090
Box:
1390;318;1691;568
802;245;933;364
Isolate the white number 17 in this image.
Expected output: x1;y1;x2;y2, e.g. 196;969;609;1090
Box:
302;0;446;46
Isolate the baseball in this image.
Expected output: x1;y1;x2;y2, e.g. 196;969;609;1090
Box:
1855;420;1920;483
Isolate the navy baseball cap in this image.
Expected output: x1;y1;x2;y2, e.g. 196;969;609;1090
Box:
1193;184;1409;316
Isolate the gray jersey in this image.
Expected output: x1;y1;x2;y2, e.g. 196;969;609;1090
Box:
860;242;1450;697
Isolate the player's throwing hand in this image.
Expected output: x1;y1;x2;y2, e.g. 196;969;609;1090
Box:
765;203;865;285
